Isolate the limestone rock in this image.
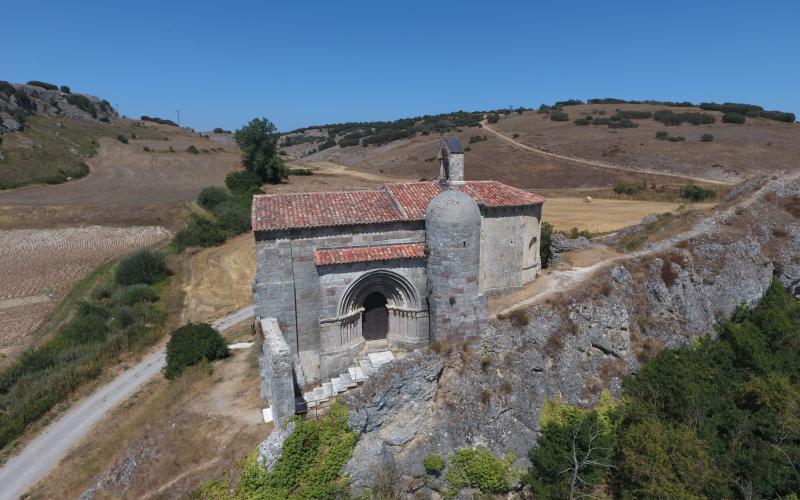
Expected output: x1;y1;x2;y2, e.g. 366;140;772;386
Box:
256;420;295;471
550;233;591;252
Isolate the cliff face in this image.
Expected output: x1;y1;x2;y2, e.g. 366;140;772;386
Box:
341;174;800;495
0;82;118;134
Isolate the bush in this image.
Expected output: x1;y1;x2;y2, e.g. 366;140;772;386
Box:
445;448;515;497
487;113;499;124
186;145;199;154
655;131;669;140
288;168;313;176
614;180;641;195
666;135;685;142
608;118;638;129
613;110;653;120
700;133;714;142
554;99;584;107
174;215;227;251
165;323;229;379
722;111;746;124
212;127;231;133
573;118;591;126
140;115;179;127
225;170;263;196
213;201;251;234
680;184;715;201
197;186;230;210
26;80;58;90
550;111;569;122
115;250;167;286
424;453;446;475
540;222;553;269
66;94;97;117
591;117;612;126
469;135;487;144
111;284;159;306
653;109;684;126
59;85;71;94
116;135;127;144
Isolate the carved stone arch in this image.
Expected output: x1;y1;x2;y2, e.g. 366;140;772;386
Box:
339;269;420;317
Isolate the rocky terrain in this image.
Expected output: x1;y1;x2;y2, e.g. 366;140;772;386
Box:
0;81;118;134
337;172;800;496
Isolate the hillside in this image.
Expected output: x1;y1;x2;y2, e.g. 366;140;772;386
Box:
281;100;800;197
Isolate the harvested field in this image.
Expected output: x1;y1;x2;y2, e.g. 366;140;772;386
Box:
543;197;716;232
0;225;170;357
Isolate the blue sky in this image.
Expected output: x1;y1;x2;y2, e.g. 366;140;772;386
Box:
5;1;799;131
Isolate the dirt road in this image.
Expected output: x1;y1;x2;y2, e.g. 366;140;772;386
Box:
0;305;254;500
481;118;734;186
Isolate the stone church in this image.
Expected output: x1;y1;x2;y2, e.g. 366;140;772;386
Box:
252;137;545;384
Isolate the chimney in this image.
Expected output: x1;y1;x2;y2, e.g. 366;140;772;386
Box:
439;136;465;185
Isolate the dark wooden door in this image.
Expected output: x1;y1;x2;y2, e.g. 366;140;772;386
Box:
362;292;388;341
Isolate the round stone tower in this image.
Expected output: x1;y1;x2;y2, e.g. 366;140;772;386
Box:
425;189;488;344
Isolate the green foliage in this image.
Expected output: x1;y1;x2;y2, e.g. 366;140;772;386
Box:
655;130;669;140
140;115;178;127
591;117;612;126
225;170;263;196
115;250;168;286
0;80;17;95
235;117;288;183
186;145;199;154
165;323;229;379
573;117;591;126
550;111;569;122
66;94;97;117
445;448;515;497
213;201;251;234
612;110;652;120
654;109;715;126
540;221;553;269
666;135;685;142
110;284;159;306
700;133;714;142
487;113;499;124
116;134;128;144
197;186;230;211
554;99;584;107
613;180;641;195
608;117;638;129
700;102;795;122
59;85;71;93
26;80;58;90
212;127;231;133
468;135;487;144
288;168;313;176
680;183;716;201
232;402;357;499
722;111;747;124
175;214;228;252
560;227;595;240
424;453;446;475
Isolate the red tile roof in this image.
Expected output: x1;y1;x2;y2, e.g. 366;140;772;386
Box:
252;181;545;232
314;243;426;266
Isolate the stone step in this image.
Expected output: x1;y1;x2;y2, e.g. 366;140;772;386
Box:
339;371;357;388
348;365;366;383
322;382;333;398
367;350;395;368
364;339;391;353
358;358;377;377
331;376;347;394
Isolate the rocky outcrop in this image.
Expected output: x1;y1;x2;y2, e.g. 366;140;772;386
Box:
257;421;295;471
549;233;592;264
340;175;800;496
0;82;118;134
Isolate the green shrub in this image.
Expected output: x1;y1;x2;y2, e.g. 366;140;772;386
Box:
288;168;314;176
487;113;499;124
554;99;584;107
165;323;229;379
666;135;685;142
613;110;652;120
66;94;97;117
680;184;715;201
550;111;569;122
445;448;515;497
653;109;684;126
614;180;641;195
212;127;231;133
608;118;638;129
722;111;746;124
681;112;715;125
26;80;58;90
424;453;446;475
59;85;71;93
116;135;128;144
213;201;251;234
225;170;263;196
175;215;227;251
140;115;178;127
115;250;168;286
186;145;199;154
540;222;553;269
700;133;714;142
111;284;159;306
573;118;591;126
591;117;612;126
655;131;669;140
469;135;487;144
197;186;230;210
512;133;520;138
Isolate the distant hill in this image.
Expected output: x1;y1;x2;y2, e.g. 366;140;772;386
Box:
282;99;800;196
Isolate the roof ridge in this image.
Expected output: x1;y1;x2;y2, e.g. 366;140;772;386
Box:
382;185;409;219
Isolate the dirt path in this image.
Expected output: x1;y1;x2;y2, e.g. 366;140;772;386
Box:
492;172;798;317
0;305;254;500
295;160;409;183
481;118;734;186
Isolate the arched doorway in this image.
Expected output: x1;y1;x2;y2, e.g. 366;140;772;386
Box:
362;292;388;340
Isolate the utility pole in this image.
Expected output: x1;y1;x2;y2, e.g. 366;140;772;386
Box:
176;110;181;127
115;103;120;117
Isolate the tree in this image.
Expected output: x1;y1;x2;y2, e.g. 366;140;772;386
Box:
540;222;554;268
234;117;288;183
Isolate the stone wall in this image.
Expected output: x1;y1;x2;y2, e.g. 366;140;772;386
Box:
479;205;541;292
258;318;295;426
254;221;425;381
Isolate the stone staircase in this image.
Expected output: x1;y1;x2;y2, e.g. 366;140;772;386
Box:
303;349;397;408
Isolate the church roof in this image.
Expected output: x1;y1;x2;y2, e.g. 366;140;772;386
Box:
252;180;545;232
441;136;464;154
314;242;426;266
